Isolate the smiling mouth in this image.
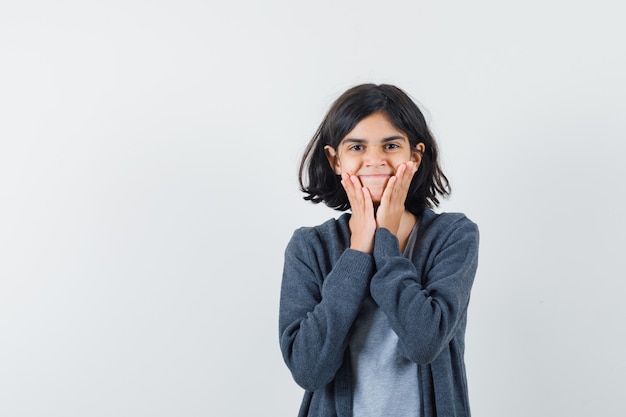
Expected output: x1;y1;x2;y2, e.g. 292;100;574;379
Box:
358;174;392;183
359;174;392;179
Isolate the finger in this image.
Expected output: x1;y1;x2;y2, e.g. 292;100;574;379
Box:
381;163;413;208
341;173;359;199
380;174;397;206
349;174;365;207
397;162;416;192
342;173;367;211
362;186;375;217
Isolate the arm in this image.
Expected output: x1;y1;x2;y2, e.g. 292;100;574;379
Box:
370;216;479;364
279;228;373;391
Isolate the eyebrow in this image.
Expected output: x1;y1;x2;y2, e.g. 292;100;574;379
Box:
342;135;407;144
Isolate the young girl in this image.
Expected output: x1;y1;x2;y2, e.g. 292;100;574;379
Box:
279;84;479;417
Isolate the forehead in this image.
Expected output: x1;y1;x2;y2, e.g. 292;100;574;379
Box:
342;112;407;141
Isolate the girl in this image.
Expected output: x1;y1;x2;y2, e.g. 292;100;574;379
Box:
279;84;479;417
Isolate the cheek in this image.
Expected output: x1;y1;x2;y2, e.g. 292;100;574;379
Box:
338;157;360;174
392;154;415;172
394;161;404;169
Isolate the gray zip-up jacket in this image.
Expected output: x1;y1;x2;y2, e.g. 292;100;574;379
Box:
279;208;479;417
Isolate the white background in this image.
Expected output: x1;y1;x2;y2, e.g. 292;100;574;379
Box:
1;1;625;416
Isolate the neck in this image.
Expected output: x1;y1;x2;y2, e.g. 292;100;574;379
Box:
397;210;417;252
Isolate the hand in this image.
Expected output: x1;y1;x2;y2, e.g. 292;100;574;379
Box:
376;162;417;236
341;172;376;254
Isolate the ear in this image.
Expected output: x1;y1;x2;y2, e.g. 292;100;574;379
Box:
324;145;341;175
411;142;426;170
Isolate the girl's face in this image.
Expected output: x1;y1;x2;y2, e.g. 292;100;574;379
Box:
324;111;424;204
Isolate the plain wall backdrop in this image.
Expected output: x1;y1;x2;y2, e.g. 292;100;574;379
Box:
1;1;625;416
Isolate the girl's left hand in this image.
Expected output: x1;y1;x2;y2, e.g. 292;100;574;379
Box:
376;161;417;236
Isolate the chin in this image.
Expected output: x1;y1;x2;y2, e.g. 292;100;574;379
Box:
369;194;383;204
361;181;388;201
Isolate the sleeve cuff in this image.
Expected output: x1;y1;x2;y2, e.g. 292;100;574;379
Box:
373;227;402;258
320;248;374;300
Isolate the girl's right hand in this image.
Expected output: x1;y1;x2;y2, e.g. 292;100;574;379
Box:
341;172;376;254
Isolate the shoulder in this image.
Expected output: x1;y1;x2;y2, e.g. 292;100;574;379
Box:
422;208;477;229
287;213;351;253
291;213;348;238
421;208;479;243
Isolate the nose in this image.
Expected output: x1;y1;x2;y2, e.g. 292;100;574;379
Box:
364;147;386;166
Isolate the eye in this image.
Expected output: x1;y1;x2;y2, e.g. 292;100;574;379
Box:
348;144;364;151
384;143;400;150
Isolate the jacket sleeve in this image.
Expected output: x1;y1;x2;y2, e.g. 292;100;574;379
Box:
279;228;373;391
369;215;479;365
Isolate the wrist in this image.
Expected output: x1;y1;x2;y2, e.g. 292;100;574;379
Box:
350;237;374;254
376;221;400;236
